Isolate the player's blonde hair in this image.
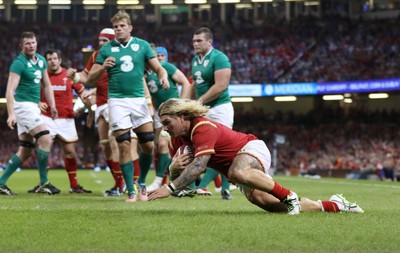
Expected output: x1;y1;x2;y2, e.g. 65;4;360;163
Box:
158;98;209;119
111;10;132;26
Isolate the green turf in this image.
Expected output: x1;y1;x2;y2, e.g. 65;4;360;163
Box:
0;169;399;253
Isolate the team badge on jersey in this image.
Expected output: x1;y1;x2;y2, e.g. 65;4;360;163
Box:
38;60;44;68
203;60;209;67
111;47;119;52
131;44;139;51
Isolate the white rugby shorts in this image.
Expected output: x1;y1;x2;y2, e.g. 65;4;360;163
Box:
42;115;78;142
235;140;272;196
108;97;153;131
14;101;44;135
207;102;234;129
95;103;109;124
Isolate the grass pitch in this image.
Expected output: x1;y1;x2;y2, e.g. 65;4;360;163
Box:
0;169;399;253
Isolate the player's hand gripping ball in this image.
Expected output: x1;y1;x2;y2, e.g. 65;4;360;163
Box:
169;145;194;179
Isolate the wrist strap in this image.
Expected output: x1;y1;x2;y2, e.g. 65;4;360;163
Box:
167;183;176;193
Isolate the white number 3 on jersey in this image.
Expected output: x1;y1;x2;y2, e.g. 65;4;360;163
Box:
194;71;204;84
120;55;134;72
34;70;42;84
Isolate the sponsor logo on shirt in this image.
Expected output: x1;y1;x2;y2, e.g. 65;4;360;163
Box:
111;47;119;52
27;63;32;68
53;86;67;91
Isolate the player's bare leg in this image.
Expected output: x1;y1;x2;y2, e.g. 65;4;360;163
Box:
228;154;300;214
61;141;91;193
147;128;170;192
135;122;155;201
98;116;124;196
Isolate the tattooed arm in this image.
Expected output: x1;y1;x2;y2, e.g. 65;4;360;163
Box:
148;155;211;201
172;155;210;190
148;155;211;200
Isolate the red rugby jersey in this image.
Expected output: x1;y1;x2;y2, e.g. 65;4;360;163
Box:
84;50;108;106
42;68;84;119
170;117;258;178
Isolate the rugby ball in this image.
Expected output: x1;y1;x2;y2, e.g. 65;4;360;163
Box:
177;145;194;156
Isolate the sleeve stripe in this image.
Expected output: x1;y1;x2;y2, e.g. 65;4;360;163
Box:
195;149;215;157
190;121;217;140
76;87;85;94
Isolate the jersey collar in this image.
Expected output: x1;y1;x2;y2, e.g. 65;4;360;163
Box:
22;52;38;65
116;37;133;48
197;47;213;64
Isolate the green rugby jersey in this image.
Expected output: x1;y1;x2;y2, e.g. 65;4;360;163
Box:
96;37;155;98
191;48;231;108
146;61;179;109
10;53;47;103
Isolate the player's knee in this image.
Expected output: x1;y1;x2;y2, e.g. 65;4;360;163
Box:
19;140;35;149
228;167;247;184
136;131;155;144
115;131;131;143
34;130;52;149
34;130;50;141
157;136;169;149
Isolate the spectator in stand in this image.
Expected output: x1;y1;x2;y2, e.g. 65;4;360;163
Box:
379;153;396;181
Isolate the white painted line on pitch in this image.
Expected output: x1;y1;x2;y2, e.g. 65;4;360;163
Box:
90;171;103;184
279;177;400;189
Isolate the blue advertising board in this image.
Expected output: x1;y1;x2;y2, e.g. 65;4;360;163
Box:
226;79;400;97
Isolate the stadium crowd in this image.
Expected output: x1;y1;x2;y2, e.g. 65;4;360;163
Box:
1;16;400;94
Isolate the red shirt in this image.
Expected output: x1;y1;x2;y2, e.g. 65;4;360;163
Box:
84;50;108;106
170;117;258;178
42;68;84;119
